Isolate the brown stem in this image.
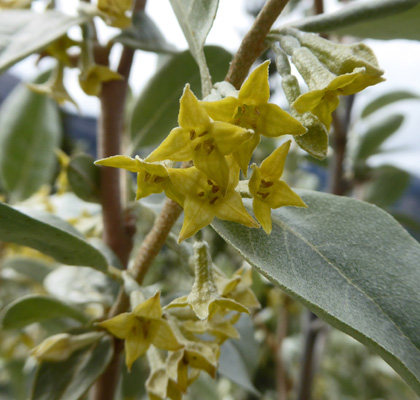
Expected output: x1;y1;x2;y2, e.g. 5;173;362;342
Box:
275;298;290;400
225;0;290;89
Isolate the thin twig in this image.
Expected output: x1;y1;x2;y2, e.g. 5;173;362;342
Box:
225;0;290;89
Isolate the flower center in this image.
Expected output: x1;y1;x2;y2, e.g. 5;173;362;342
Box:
189;129;215;155
233;104;260;130
143;172;166;184
257;179;273;200
197;179;221;205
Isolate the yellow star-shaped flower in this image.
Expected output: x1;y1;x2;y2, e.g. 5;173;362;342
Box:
201;61;306;174
98;292;182;370
94;155;184;204
147;84;255;192
168;159;259;242
249;141;307;234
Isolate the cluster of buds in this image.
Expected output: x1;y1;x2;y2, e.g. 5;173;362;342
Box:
97;239;260;399
269;27;384;158
96;61;308;240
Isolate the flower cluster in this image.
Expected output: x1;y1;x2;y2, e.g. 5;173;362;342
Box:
99;239;260;399
96;61;308;240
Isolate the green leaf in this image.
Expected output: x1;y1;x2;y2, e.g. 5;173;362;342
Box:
361;91;420;118
169;0;219;94
67;153;100;203
31;336;113;400
0;79;62;202
112;11;177;54
0;10;88;73
219;339;260;396
0;295;88;330
2;257;53;283
212;191;420;396
130;46;232;150
291;0;420;40
363;165;410;208
355;114;404;160
0;202;108;271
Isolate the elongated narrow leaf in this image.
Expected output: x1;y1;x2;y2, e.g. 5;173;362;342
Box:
291;0;420;40
31;336;113;400
212;191;420;395
219;341;259;396
0;202;108;271
1;295;88;330
355;114;404;160
130;46;232;151
169;0;219;92
0;81;61;202
361;91;420;119
2;257;53;283
0;10;88;73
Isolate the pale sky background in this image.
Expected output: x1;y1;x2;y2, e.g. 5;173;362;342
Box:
9;0;420;177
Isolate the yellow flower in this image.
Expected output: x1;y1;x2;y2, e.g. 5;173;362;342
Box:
291;46;384;130
201;61;306;174
98;292;182;370
79;65;123;97
249;141;307;234
214;265;260;310
147;84;254;191
167;340;220;391
94;155;184;204
146;347;183;400
168;160;258;242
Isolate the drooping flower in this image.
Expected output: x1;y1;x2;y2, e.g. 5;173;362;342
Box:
97;0;133;28
167;160;258;242
147;85;255;191
249;141;307;234
98;292;182;370
291;46;384;130
79;64;123;97
94;155;184;204
201;61;306;174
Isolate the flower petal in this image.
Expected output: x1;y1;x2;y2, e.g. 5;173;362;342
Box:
125;323;150;370
147;127;193;162
98;313;134;339
200;97;238;123
193;147;229;193
95;155;139;172
232;133;260;176
136;171;166;200
258;103;306;137
238;61;270;105
293;90;325;114
178;197;214;242
260;140;291;180
132;291;162;320
178;84;210;129
168;167;204;197
214;191;259;228
249;165;262;198
211;121;254;155
150;320;182;351
253;198;272;234
265;181;307;209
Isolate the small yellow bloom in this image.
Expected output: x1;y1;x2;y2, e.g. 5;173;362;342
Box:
147;85;254;191
79;65;123;97
98;292;182;370
94;155;184;204
201;61;306;174
167;160;258;242
167;340;220;391
249;141;307;234
146;347;183;400
291;47;384;130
